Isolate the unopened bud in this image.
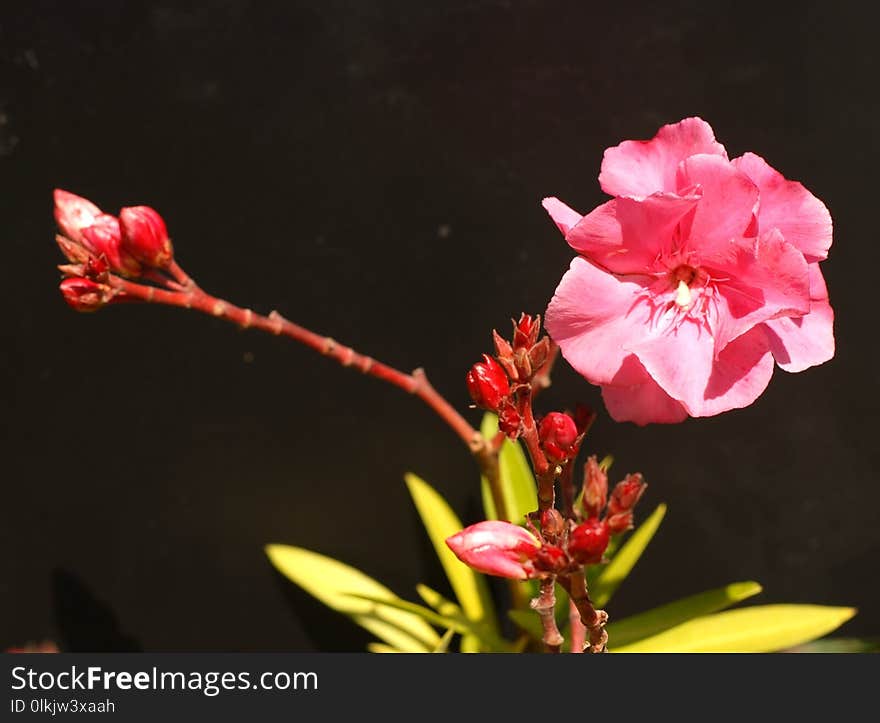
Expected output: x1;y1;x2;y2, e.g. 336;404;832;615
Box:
497;401;521;439
528;336;551;370
533;544;567;573
513;313;540;351
606;511;635;535
540;508;565;540
538;412;579;463
608;473;647;516
119;205;174;268
568;518;610;565
53;189;102;245
59;277;113;312
466;354;510;411
446;521;541;580
81;214;141;276
582;455;608;519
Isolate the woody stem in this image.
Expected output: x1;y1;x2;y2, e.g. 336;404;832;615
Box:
558;572;608;653
531;577;563;653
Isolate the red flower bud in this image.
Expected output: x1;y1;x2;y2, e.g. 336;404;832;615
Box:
497;401;521;439
53;189;102;245
81;214;141;276
446;521;541;580
582;455;608;519
119;205;174;268
608;473;647;516
466;354;510;411
533;544;568;573
606;511;635;535
538;412;579;463
568;518;610;565
540;508;565;540
59;277;114;312
513;313;540;351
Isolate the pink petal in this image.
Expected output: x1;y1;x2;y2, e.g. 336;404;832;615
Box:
601;357;689;425
711;228;811;352
599;117;727;197
676;154;760;264
697;326;775;416
628;316;716;416
732;152;832;262
763;263;835;372
545;257;653;386
542;197;583;235
564;192;701;275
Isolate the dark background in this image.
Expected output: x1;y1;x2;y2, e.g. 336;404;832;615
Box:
2;0;877;651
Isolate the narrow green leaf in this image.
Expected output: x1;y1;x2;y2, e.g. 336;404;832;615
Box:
606;581;763;648
404;473;496;633
479;413;538;524
592;503;666;607
265;544;438;652
615;604;857;653
349;592;512;652
366;643;402;654
433;629;456;653
416;583;483;653
787;637;880;653
347;593;481;639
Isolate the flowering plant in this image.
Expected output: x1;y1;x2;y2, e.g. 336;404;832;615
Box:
48;118;857;653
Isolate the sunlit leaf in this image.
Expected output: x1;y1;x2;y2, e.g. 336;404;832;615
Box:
787;637;880;653
433;629;456;653
615;604;857;653
404;473;496;638
479;413;538;524
591;503;666;607
606;581;763;648
265;544;438;652
366;643;402;654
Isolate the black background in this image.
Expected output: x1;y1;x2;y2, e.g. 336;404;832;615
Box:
2;1;878;651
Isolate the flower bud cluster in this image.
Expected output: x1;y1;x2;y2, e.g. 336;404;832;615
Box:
54;189;175;312
446;459;647;579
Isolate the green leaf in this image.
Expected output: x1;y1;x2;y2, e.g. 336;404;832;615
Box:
592;503;666;607
433;629;456;653
606;581;763;648
416;584;465;618
265;544;439;652
366;643;402;654
404;473;496;635
787;637;880;653
615;604;857;653
479;413;538;524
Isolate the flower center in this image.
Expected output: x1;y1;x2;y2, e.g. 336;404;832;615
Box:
670;265;697;308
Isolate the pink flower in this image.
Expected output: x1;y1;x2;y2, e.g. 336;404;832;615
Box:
445;521;541;580
543;117;834;424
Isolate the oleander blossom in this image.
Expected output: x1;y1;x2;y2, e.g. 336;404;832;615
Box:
543;117;834;425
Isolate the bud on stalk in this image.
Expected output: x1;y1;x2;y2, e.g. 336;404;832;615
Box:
119;206;174;269
538;412;579;463
466;354;510;411
568;518;610;565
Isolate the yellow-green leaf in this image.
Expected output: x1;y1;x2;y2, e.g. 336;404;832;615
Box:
265;544;439;652
592;503;666;607
433;629;456;653
404;473;496;633
508;609;543;640
606;581;763;648
479;413;538;524
367;643;402;653
615;604;857;653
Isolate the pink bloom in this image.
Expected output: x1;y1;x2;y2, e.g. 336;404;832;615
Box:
445;520;541;580
543;117;834;424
